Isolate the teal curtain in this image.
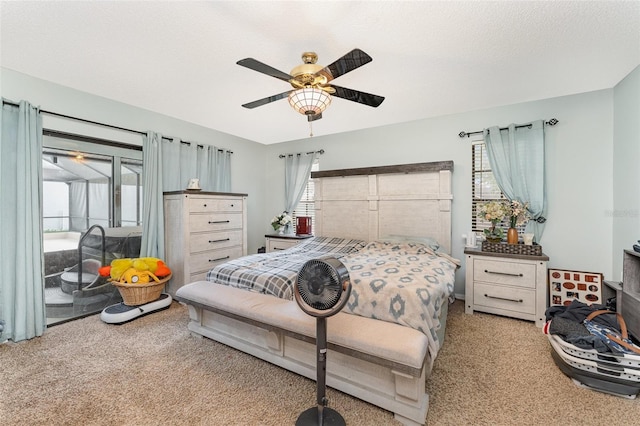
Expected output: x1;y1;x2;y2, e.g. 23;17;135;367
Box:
206;148;232;192
140;131;164;258
483;120;546;242
284;152;318;214
140;133;232;257
0;100;45;342
161;138;232;192
159;137;188;192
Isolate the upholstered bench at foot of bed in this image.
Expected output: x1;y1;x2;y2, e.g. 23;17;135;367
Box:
176;280;432;426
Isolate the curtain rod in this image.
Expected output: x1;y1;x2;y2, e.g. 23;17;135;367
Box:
2;99;232;153
279;149;325;158
458;118;559;138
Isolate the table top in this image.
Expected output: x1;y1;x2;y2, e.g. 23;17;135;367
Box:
265;233;313;240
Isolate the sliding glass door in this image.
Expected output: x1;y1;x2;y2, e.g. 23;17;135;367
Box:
42;134;143;325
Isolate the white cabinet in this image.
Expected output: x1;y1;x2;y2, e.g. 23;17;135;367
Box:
464;248;549;327
265;234;312;252
164;191;247;295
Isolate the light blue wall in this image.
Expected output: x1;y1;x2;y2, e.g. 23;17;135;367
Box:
613;65;640;280
1;68;269;253
267;89;617;297
4;65;636;297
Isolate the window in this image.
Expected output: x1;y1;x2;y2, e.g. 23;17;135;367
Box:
291;161;319;234
471;141;508;234
42;136;143;232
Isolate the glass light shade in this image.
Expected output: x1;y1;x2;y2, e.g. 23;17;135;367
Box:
288;88;331;116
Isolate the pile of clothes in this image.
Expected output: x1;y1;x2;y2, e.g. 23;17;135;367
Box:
544;300;640;398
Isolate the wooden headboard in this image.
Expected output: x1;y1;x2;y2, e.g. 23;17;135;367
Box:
311;161;454;254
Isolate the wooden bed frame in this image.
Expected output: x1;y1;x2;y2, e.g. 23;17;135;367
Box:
176;161;454;426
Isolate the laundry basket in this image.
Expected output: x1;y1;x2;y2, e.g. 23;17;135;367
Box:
113;274;171;306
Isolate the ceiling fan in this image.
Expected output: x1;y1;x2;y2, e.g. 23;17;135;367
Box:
237;48;385;122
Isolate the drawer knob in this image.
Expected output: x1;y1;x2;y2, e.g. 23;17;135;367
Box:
209;255;230;263
209;220;230;224
209;238;231;243
484;269;523;277
230;204;234;207
484;294;523;303
203;204;207;207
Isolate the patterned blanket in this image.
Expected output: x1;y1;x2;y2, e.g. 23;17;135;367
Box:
340;240;459;358
206;236;367;300
207;238;459;357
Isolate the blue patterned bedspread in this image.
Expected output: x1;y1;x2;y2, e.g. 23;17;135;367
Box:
340;240;459;357
207;237;459;357
206;236;366;300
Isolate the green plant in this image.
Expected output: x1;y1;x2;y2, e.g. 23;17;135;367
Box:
477;201;508;242
271;211;292;231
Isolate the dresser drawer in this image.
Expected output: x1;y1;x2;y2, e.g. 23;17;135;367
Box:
189;246;244;274
190;230;243;253
189;197;243;213
190;213;243;232
473;259;536;288
267;238;302;252
473;282;536;315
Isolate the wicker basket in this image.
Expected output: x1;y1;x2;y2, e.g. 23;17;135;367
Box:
113;274;171;306
481;241;542;256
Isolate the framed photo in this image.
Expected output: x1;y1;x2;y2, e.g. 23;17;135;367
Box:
549;269;604;306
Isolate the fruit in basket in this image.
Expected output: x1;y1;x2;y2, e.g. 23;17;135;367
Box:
99;257;172;282
108;258;135;281
98;265;111;277
119;267;161;284
154;261;171;278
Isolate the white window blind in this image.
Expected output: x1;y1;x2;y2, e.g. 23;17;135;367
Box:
472;141;509;233
292;161;318;234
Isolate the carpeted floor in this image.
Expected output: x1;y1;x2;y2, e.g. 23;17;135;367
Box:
1;300;638;425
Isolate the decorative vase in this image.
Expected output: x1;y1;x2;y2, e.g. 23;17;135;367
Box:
507;227;518;244
278;227;284;235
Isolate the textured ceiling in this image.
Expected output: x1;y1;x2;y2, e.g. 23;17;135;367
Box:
1;1;639;145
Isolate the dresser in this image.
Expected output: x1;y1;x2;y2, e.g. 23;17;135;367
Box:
265;234;313;252
464;247;549;327
163;191;248;295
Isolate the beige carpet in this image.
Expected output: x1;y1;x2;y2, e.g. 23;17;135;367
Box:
1;300;639;425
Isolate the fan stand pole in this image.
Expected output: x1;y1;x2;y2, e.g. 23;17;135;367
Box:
295;317;346;426
316;317;327;423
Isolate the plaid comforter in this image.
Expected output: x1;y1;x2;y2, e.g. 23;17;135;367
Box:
206;236;367;300
207;238;459;357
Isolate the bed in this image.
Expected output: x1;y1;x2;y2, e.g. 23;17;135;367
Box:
176;161;457;426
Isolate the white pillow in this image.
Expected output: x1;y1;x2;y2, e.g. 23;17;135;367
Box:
379;234;440;251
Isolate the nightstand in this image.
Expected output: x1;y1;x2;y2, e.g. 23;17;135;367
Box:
464;247;549;327
265;234;313;252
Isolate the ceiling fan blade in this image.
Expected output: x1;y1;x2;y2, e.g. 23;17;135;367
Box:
316;49;373;82
331;85;385;108
237;58;293;82
308;112;322;122
241;91;292;109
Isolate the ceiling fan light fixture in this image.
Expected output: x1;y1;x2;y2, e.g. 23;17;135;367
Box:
288;87;332;116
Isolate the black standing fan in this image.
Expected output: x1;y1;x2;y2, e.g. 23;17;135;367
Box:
295;257;351;426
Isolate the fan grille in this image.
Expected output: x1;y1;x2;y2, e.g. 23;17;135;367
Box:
296;257;350;316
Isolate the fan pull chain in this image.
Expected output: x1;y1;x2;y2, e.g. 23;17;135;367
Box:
309;121;314;138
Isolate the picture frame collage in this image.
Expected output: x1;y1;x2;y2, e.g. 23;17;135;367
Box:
549;268;604;306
